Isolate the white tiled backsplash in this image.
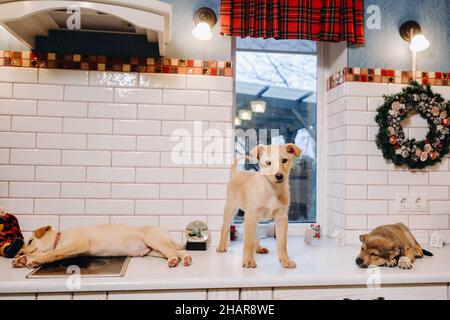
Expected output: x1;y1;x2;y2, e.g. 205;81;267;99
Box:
326;82;450;244
0;67;233;243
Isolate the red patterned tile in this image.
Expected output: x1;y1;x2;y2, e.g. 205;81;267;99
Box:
0;50;233;79
177;66;187;74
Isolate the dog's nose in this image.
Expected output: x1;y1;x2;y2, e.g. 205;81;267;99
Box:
275;173;284;181
355;257;363;265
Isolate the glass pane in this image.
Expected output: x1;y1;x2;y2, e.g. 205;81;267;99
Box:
235;50;317;223
236;37;317;54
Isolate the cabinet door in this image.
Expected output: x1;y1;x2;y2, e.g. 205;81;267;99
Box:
274;284;447;300
208;289;239;300
37;293;73;300
240;288;272;300
0;293;36;300
73;292;107;300
108;290;207;300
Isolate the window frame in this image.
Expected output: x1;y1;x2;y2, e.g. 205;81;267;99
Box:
232;38;326;236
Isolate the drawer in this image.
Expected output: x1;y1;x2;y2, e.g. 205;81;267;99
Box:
208;289;239;300
274;284;447;300
37;293;72;300
0;293;36;300
108;290;207;300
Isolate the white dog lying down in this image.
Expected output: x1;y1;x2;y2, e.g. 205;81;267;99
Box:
12;224;192;269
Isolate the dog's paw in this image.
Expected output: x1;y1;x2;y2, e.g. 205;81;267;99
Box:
242;256;257;268
398;257;413;269
280;259;297;268
216;243;228;253
12;255;27;268
182;255;192;267
25;258;42;269
167;257;179;268
385;259;398;268
256;247;269;254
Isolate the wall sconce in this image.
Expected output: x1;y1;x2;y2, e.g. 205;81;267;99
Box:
400;20;430;79
234;117;242;126
192;7;217;41
250;100;267;113
239;109;253;121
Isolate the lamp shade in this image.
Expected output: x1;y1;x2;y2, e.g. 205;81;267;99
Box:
410;34;430;52
238;109;252;121
192;22;213;41
250;100;267;113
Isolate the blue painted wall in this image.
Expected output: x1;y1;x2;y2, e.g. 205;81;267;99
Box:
348;0;450;71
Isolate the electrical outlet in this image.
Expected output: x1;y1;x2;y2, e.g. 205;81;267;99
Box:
411;194;427;212
395;194;411;212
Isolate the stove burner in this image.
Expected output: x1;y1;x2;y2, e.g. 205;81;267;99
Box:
26;256;130;278
59;259;109;269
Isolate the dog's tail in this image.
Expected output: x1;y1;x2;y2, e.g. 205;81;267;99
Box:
422;249;434;257
231;156;257;177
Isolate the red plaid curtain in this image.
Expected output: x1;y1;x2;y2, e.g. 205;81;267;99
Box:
220;0;365;44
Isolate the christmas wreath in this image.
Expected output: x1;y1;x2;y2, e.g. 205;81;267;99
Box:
375;81;450;169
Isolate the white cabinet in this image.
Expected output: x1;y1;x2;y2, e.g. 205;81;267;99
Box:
2;283;449;300
273;284;448;300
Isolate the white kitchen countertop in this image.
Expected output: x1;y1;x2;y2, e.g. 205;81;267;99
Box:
0;237;449;294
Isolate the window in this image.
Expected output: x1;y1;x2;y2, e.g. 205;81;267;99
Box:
234;37;317;223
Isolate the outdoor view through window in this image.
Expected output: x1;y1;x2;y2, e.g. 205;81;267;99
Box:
235;38;317;223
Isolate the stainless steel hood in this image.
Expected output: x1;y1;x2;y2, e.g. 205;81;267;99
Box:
0;0;172;56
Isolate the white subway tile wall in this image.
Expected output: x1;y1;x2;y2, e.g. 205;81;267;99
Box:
326;82;450;244
0;68;232;242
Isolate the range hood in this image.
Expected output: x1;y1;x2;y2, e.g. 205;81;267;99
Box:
0;0;172;56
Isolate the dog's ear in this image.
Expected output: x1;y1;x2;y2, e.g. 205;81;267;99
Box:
33;225;52;239
359;234;368;243
391;243;403;256
250;144;265;160
285;144;301;157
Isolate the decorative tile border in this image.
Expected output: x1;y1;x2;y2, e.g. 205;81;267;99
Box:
327;67;450;91
0;50;233;76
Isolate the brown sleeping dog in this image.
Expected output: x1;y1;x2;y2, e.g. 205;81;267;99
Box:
356;223;433;269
